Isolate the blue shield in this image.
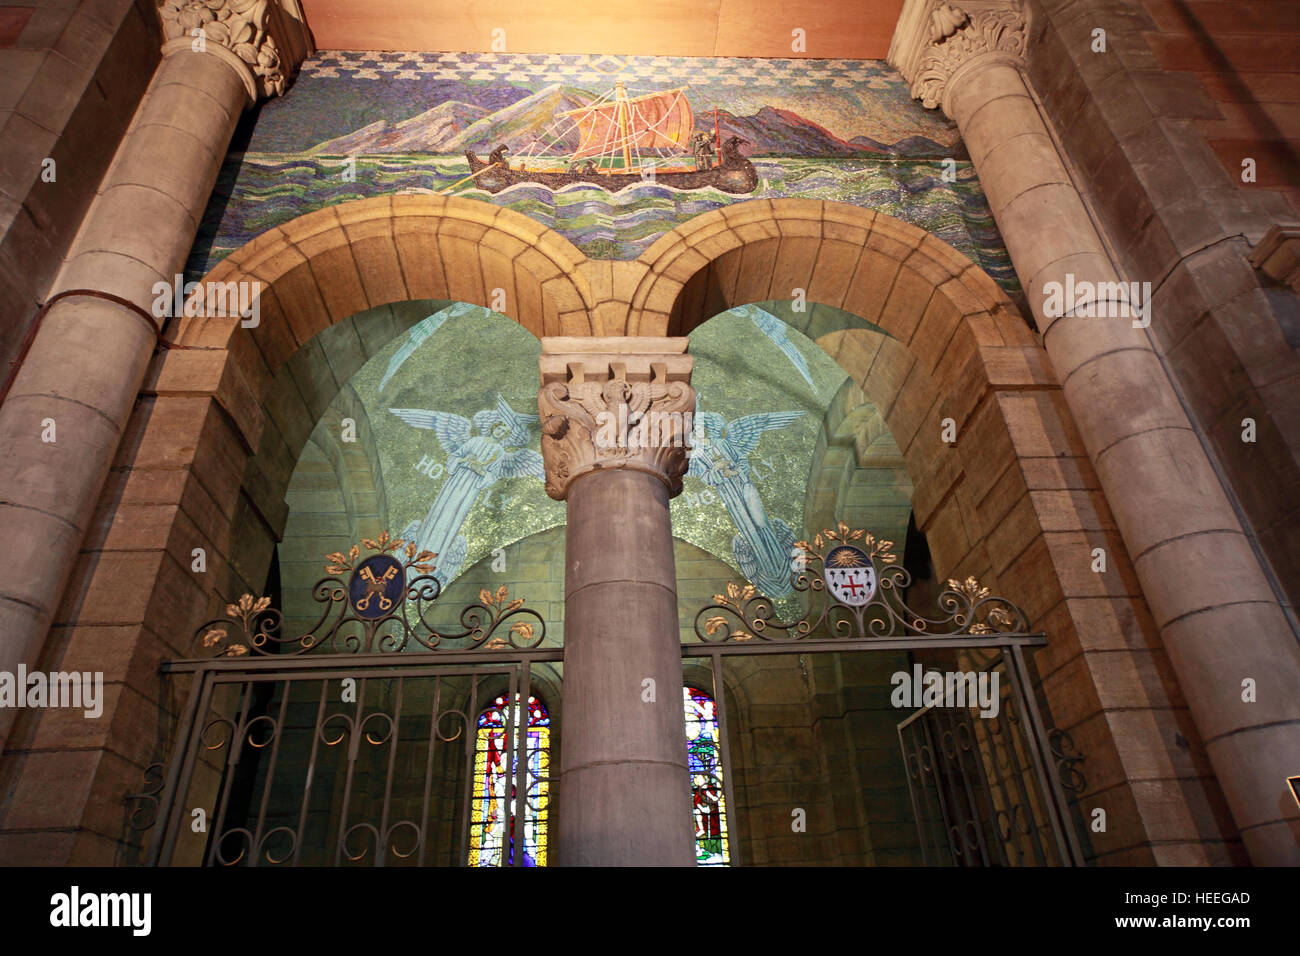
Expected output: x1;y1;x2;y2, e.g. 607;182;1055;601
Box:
348;554;406;619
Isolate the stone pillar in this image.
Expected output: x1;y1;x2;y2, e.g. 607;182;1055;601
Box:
0;2;306;749
891;1;1300;863
538;337;698;866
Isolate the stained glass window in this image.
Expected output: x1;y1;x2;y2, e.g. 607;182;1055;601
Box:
468;693;550;866
685;686;730;866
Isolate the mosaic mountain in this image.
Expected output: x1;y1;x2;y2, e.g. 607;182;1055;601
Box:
304;83;956;158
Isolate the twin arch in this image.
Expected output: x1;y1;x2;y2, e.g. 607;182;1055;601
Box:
52;187;1137;866
165;193;1075;619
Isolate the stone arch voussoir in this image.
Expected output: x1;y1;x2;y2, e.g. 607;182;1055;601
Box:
174;194;597;371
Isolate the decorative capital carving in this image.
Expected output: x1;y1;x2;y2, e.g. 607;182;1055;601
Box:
537;337;697;500
889;1;1027;112
157;0;310;101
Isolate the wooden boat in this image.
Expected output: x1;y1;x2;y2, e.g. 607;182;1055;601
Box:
463;83;759;195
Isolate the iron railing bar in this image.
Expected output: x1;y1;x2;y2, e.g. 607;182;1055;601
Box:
162;649;566;673
494;670;518;867
148;669;206;866
248;682;292;866
953;657;1015;866
898;719;932;867
939;702;995;866
417;677;442;867
458;674;480;866
165;662;555;684
914;717;946;865
1009;644;1084;865
206;679;255;867
710;650;739;868
1002;680;1053;865
375;676;404;867
966;664;1020;865
161;639;1046;674
679;635;1047;657
333;675;366;867
918;714;963;865
151;629;1074;870
512;661;532;867
291;680;331;867
998;660;1053;865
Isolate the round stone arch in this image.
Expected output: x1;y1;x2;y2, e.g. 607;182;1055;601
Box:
182;193;599;360
27;195;1220;866
629;199;1062;589
622;200;1210;863
153;197;599;614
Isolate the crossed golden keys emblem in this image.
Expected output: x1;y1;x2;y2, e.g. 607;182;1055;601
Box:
355;562;400;613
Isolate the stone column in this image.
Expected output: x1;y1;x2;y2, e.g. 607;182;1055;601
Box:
538;337;698;866
0;2;305;749
891;0;1300;863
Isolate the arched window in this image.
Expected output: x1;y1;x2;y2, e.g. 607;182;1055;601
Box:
685;686;730;866
468;693;550;867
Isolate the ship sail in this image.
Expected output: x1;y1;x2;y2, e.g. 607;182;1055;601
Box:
458;80;763;194
562;88;694;160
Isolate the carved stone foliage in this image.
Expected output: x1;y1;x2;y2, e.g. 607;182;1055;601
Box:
158;0;287;97
912;4;1027;109
538;376;697;500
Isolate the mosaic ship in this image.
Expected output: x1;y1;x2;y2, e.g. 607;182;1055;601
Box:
464;82;759;195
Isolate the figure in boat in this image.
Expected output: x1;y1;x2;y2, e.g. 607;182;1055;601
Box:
691;131;716;171
464;81;758;195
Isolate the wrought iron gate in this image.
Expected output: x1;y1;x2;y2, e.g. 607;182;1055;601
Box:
129;534;558;867
133;526;1089;866
689;524;1089;866
896;649;1084;866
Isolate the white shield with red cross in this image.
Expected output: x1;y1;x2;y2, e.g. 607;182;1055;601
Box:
823;545;877;607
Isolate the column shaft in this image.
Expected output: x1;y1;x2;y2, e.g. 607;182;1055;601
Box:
537;336;697;865
558;469;695;865
0;48;249;748
949;59;1300;864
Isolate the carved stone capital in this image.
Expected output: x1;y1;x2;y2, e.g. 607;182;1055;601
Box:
157;0;311;101
889;1;1027;113
537;337;696;500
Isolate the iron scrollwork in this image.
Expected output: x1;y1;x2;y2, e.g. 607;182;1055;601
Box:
125;762;166;833
1048;727;1088;795
694;522;1030;643
191;530;547;657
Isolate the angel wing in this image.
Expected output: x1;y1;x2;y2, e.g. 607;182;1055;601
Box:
388;407;472;455
717;411;804;462
748;308;814;389
686;410;727;479
496;393;540;446
496;448;545;482
378;310;452;392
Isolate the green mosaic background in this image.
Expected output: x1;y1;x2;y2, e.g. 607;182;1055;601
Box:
342;304;849;593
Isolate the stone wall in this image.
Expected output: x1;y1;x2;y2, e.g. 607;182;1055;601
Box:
0;0;159;379
1028;0;1300;609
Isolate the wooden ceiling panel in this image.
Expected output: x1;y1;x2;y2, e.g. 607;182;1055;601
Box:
714;0;904;59
299;0;903;58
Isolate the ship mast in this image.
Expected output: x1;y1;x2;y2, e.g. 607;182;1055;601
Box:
614;81;634;172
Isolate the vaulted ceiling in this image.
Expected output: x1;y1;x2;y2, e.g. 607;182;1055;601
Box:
298;0;906;58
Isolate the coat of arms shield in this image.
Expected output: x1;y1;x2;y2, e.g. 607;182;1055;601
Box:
349;553;406;619
823;545;877;607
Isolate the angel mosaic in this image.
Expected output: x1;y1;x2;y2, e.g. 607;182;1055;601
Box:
389;394;544;586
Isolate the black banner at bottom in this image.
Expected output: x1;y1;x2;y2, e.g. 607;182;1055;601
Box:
0;864;1286;943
